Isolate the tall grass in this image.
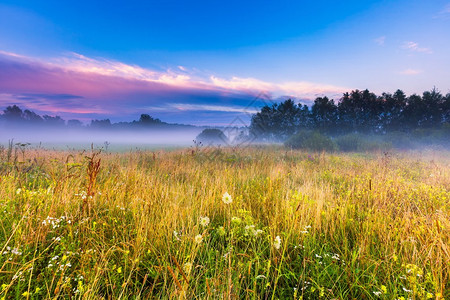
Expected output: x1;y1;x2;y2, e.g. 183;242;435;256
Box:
0;146;448;299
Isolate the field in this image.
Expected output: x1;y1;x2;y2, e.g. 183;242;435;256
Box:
0;146;449;299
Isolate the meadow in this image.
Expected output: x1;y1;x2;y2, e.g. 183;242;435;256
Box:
0;145;448;299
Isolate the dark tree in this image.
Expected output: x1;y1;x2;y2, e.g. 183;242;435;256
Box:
250;99;306;141
139;114;161;125
43;115;65;126
381;90;407;132
196;129;228;145
312;96;337;133
23;109;44;124
67;119;83;127
90;119;111;128
3;105;24;122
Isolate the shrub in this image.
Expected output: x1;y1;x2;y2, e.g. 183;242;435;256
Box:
335;134;392;152
195;129;229;145
335;133;362;152
285;131;337;152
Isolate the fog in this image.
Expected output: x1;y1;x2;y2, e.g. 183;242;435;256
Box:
0;126;205;150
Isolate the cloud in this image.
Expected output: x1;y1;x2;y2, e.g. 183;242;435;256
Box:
399;69;422;75
167;103;259;114
210;76;347;100
402;41;433;54
0;50;349;124
374;36;385;46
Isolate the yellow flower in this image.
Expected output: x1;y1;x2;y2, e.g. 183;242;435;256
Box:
222;192;232;204
22;291;30;297
117;267;122;274
217;226;226;236
393;254;398;262
381;285;387;294
231;216;241;225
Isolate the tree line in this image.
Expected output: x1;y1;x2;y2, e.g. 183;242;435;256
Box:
250;88;450;141
0;105;195;130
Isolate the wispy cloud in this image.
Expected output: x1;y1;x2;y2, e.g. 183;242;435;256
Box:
0;50;349;124
374;36;385;46
402;41;433;54
444;3;450;13
168;103;259;114
399;68;422;75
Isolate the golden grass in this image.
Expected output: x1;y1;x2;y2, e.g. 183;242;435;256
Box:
0;146;449;299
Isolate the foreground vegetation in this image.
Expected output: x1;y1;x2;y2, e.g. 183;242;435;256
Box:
0;145;449;299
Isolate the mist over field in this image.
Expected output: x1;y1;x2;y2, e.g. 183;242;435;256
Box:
0;126;203;149
1;0;450;298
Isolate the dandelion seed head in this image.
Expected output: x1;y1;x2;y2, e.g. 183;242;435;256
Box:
199;216;210;227
273;235;281;250
183;262;192;274
222;192;233;204
195;234;203;244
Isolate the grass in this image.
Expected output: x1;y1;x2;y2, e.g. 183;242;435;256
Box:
0;145;449;299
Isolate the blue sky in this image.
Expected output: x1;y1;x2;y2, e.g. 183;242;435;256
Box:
0;0;449;125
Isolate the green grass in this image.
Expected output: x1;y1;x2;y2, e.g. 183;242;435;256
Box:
0;146;448;299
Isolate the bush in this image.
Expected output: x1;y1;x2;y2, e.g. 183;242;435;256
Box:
195;129;229;145
335;134;362;152
385;131;413;149
285;131;337;152
335;134;392;152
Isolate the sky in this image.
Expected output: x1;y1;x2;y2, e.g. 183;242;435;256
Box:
0;0;449;126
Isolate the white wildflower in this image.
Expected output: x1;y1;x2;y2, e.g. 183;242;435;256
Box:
199;216;210;227
222;192;233;204
194;234;203;244
254;229;264;236
273;236;281;250
183;262;192;274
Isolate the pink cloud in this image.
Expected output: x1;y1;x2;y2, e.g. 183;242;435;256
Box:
402;41;433;54
0;50;349;122
399;68;422;75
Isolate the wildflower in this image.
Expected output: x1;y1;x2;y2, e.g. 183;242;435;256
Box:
426;293;433;299
245;225;255;235
195;234;203;244
381;285;387;294
35;287;41;293
231;216;241;225
117;267;122;274
22;291;30;297
222;192;232;204
254;229;264;236
373;291;382;297
183;262;192;274
199;216;210;227
217;226;226;236
16;188;22;195
393;254;398;262
273;236;281;250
